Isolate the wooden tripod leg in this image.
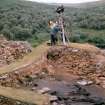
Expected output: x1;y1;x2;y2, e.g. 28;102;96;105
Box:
62;25;66;45
59;14;66;45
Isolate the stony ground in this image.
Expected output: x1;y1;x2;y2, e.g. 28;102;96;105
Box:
0;67;105;105
0;36;32;67
0;42;50;105
47;45;105;87
0;43;105;105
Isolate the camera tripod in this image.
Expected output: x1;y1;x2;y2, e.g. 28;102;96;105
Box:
56;5;70;45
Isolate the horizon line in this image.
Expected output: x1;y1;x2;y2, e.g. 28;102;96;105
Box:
25;0;101;4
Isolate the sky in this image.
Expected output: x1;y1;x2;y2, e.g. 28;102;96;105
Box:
26;0;100;3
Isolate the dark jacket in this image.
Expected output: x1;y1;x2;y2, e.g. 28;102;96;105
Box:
50;25;61;35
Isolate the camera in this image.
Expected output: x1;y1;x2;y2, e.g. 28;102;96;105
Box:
56;5;64;14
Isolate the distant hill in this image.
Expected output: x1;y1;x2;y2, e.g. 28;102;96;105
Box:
0;0;56;43
50;0;105;8
0;0;105;48
73;0;105;8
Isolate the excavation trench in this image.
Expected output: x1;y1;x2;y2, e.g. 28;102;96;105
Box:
0;45;105;105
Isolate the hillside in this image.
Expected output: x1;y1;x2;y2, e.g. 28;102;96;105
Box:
0;0;105;48
0;0;56;46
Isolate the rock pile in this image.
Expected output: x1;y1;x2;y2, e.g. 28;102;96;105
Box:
0;37;32;67
47;46;105;85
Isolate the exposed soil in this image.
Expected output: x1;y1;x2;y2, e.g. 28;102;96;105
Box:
47;45;105;86
0;95;35;105
0;44;105;105
0;70;105;105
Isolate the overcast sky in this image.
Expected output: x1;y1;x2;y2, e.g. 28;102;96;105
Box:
26;0;100;3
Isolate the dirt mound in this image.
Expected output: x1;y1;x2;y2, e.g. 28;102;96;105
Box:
0;37;32;67
46;45;105;84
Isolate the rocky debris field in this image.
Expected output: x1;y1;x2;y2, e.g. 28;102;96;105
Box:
0;70;105;105
0;36;32;67
47;46;105;87
0;44;105;105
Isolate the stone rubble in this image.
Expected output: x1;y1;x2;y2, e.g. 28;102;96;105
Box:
77;80;93;86
47;46;105;88
49;95;58;102
38;87;51;94
0;36;32;67
0;44;105;105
